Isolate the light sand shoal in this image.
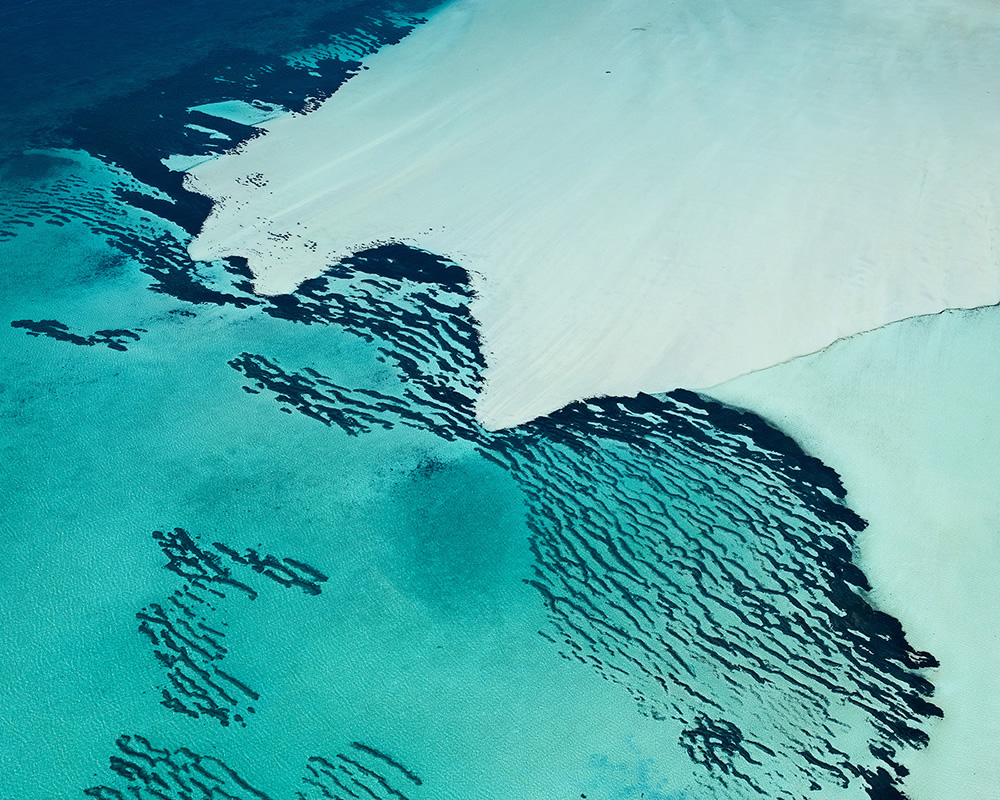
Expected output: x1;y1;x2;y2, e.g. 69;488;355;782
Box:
708;307;1000;800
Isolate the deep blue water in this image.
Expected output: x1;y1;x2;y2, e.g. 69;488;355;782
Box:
0;3;939;798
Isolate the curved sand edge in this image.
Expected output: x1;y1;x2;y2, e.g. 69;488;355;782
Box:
708;306;1000;800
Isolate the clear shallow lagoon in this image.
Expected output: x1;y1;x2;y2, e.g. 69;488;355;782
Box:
1;3;940;798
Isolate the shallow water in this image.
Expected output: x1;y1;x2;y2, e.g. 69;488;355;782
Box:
0;3;940;798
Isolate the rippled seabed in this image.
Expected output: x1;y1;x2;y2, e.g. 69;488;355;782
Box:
0;4;939;799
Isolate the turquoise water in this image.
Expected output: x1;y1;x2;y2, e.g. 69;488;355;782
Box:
0;6;939;799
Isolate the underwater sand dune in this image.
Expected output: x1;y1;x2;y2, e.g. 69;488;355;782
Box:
187;0;1000;429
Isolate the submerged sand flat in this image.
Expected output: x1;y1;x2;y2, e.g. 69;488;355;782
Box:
187;0;1000;429
709;307;1000;800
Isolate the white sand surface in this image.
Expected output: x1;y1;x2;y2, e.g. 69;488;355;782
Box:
708;307;1000;800
186;0;1000;429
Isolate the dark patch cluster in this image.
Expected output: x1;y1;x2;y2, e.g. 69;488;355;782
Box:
505;394;937;799
0;167;260;308
227;250;940;799
85;735;423;800
10;318;144;350
679;715;772;793
84;735;271;800
14;203;936;796
300;742;422;800
229;244;489;445
262;245;485;409
138;527;327;727
233;352;428;436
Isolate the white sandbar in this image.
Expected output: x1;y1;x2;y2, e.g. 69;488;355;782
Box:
708;307;1000;800
186;0;1000;429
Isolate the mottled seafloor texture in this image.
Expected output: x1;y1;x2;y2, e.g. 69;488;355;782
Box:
0;3;946;799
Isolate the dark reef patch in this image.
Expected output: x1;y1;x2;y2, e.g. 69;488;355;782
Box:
85;735;423;800
8;197;940;797
11;319;144;350
137;527;327;727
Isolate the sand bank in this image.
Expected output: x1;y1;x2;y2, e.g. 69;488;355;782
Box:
186;0;1000;429
708;307;1000;800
